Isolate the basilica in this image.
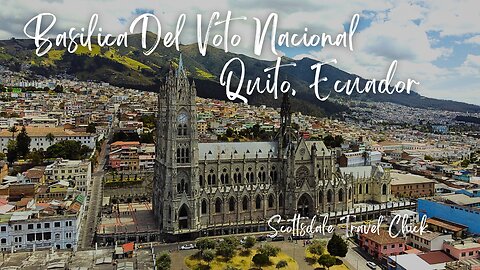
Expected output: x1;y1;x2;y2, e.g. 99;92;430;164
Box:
153;57;391;240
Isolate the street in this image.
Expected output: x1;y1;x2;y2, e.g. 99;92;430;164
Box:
78;138;108;249
343;240;377;270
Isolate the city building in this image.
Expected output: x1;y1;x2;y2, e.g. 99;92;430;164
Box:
0;161;8;182
387;253;435;270
338;150;382;167
390;172;436;198
152;58;392;240
443;238;480;261
408;230;452;252
0;194;84;251
0;126;96;152
108;141;155;171
418;196;480;234
44;159;91;193
359;229;406;261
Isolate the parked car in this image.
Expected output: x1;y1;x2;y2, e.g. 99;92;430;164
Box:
256;235;267;242
366;261;377;269
180;244;195;250
271;236;285;242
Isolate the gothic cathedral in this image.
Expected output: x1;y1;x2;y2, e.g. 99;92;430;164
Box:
153;56;391;240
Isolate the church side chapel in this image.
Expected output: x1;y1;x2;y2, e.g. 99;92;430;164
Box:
153;55;391;240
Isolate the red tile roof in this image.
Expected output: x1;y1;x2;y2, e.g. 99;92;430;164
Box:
361;229;406;245
122;242;134;253
418;251;455;265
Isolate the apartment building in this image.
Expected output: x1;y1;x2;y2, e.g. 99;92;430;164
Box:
0;126;96;152
0;195;84;251
44;159;91;193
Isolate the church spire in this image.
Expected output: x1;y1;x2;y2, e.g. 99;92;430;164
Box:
176;52;186;78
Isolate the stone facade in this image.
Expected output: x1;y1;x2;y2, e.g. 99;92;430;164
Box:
153;57;391;239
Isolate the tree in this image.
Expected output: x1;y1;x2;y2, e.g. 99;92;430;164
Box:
276;260;288;269
86;123;96;133
196;238;216;255
202;249;215;266
223;236;240;249
16;126;31;157
252;253;270;267
215;241;235;260
46;133;55;144
139;132;154;143
327;233;348;257
258;244;280;257
156;253;171;270
308;240;325;258
8;126;18;139
323;135;344;148
45;140;91;160
26;150;44;165
226;128;234;138
242;236;256;250
7;140;17;164
318;254;336;270
461;159;471;167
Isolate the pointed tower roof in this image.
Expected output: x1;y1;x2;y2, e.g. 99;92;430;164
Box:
176;52;186;78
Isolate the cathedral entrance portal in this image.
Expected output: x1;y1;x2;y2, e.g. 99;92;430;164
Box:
178;204;190;230
297;193;314;217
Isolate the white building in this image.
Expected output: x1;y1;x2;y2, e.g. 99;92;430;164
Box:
408;230;452;252
0;195;84;251
0;126;96;153
44;159;91;193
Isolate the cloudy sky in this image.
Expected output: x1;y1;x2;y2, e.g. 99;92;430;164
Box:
1;0;479;104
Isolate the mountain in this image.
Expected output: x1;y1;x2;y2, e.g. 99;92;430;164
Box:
1;33;479;115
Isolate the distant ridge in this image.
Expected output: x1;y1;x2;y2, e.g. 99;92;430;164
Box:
1;33;478;115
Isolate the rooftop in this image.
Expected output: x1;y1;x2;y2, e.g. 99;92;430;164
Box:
388;253;434;270
0;126;92;137
418;250;455;265
361;229;406;245
390;172;436;185
445;238;480;249
409;230;445;241
426;217;467;232
436;193;480;206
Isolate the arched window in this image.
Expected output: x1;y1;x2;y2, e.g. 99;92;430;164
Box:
382;184;387;195
365;184;369;194
268;194;275;208
278;193;284;208
338;189;344;202
176;146;190;163
242;196;249;211
215;198;222;213
177;124;188;136
359;184;363;195
255;195;262;209
201;200;207;215
229;197;235;212
176;179;187;194
319;191;323;202
199;175;204;187
270;170;278;184
348;187;352;200
327;189;333;203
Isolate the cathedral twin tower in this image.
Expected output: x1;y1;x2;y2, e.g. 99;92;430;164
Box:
153;56;390;240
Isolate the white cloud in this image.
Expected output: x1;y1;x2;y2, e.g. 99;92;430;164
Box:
464;35;480;45
0;0;478;104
